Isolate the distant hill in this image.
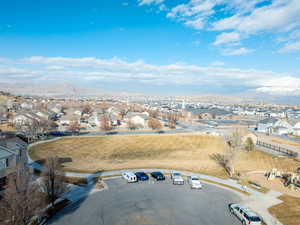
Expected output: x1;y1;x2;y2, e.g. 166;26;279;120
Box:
238;90;300;105
0;82;108;97
186;94;255;104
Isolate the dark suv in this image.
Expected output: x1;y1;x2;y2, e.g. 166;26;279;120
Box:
150;171;165;181
135;172;149;181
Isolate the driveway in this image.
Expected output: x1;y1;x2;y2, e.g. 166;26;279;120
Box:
48;177;242;225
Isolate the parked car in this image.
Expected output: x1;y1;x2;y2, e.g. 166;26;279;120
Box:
151;171;165;181
171;172;184;185
122;172;137;183
188;175;202;189
135;172;149;181
229;203;262;225
170;172;181;179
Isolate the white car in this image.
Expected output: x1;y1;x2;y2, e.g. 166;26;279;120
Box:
229;203;262;225
122;172;137;183
188;176;202;189
171;172;184;185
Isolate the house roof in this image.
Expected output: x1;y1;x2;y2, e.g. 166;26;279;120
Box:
0;136;27;153
125;112;149;120
187;108;231;116
258;117;278;124
0;147;13;159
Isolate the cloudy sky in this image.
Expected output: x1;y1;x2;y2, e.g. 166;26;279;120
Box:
1;0;300;97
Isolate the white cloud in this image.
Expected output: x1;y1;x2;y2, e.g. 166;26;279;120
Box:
279;41;300;53
212;0;300;34
157;0;300;53
138;0;164;6
213;32;241;45
184;17;205;30
255;76;300;96
46;65;65;70
222;47;253;56
210;61;225;66
1;56;300;97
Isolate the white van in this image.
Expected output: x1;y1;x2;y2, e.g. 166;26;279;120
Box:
122;172;137;183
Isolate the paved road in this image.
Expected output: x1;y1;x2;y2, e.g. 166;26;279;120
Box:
48;177;242;225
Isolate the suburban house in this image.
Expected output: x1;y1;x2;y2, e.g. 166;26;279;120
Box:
292;121;300;136
0;133;28;190
257;117;278;134
34;109;57;121
13;113;39;127
59;114;80;126
109;113;120;126
125;112;149;128
88;112;101;127
272;119;294;135
257;118;300;135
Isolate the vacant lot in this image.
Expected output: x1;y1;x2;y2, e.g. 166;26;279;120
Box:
29;134;300;177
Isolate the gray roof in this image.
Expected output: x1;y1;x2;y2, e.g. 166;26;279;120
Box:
258;117;278;124
0;147;13;159
187;108;231;116
125;112;149;120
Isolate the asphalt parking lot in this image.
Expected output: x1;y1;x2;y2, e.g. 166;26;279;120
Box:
48;177;242;225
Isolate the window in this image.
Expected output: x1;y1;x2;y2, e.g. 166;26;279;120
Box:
0;158;9;169
249;216;261;222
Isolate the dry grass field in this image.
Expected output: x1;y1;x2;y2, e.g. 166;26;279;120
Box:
269;195;300;225
270;137;300;148
29;134;300;178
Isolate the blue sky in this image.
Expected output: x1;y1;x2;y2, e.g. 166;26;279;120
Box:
1;0;300;97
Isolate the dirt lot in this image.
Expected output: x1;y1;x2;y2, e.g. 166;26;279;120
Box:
29;134;300;178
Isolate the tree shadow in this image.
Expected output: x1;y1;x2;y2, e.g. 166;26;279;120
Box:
45;173;102;225
210;153;233;177
210;153;227;168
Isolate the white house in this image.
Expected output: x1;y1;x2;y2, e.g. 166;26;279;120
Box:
129;116;146;127
88;112;101;127
273;119;293;135
257;117;278;134
292;121;300;136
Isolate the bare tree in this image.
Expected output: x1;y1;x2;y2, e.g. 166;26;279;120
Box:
148;109;159;118
119;109;129;120
14;119;40;140
82;104;93;115
68;119;80;134
100;115;112;132
0;165;44;225
38;119;57;136
167;113;178;129
225;129;243;177
148;118;162;130
40;157;68;206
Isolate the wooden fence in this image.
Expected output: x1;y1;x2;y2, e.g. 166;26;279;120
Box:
256;140;298;158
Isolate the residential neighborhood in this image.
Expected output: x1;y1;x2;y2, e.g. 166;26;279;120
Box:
1;1;300;225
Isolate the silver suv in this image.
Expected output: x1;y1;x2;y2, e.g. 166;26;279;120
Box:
229;203;262;225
